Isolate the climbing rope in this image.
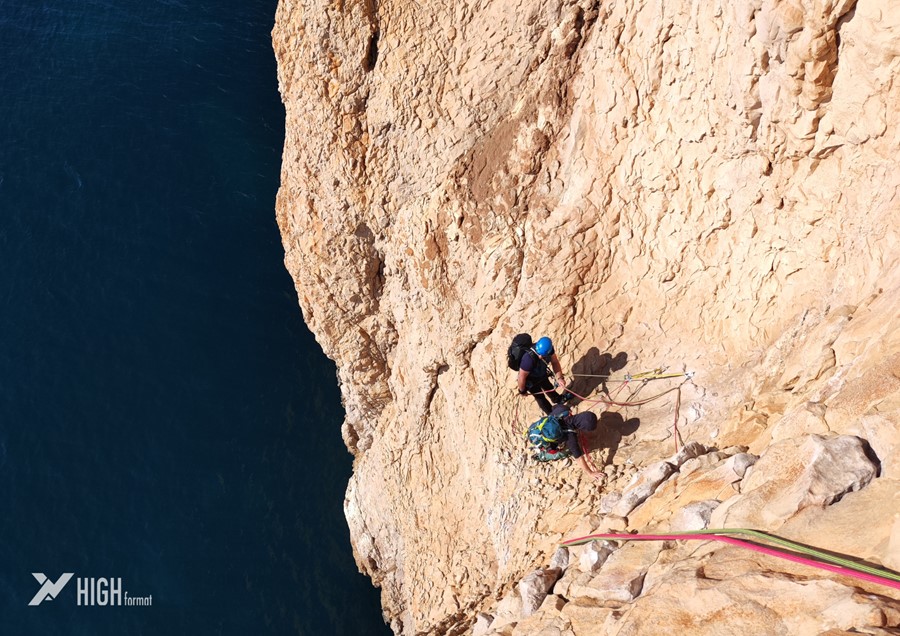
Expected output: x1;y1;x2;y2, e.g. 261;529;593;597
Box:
561;529;900;591
562;373;691;453
513;369;693;453
568;369;692;382
673;385;684;451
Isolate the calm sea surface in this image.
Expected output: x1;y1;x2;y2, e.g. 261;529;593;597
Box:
0;1;389;633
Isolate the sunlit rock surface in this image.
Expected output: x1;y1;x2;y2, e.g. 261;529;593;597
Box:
272;0;900;632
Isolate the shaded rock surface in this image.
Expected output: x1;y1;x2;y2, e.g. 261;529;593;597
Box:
272;0;900;632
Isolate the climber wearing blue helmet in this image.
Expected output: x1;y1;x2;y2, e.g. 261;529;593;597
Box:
534;336;554;357
516;335;570;415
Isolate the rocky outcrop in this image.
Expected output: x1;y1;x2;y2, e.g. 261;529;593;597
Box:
477;441;900;635
710;434;877;529
272;0;900;632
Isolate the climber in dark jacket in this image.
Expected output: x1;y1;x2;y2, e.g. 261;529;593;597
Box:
549;403;604;480
517;336;570;415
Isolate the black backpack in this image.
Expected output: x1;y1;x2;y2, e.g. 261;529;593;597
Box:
507;334;533;371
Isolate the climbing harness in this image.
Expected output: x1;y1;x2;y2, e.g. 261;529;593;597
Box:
561;528;900;591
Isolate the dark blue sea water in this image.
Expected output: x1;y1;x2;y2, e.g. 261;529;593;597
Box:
0;1;389;634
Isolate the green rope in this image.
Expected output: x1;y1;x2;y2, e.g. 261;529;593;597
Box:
683;528;900;583
563;528;900;584
569;370;693;382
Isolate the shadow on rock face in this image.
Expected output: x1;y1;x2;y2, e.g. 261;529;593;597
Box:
579;410;640;465
568;348;629;405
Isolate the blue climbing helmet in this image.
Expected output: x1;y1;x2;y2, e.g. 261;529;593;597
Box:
534;336;554;357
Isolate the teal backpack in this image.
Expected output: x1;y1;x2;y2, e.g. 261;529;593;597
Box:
525;415;572;462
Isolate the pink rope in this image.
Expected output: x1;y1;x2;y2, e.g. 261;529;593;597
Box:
567;384;680;409
561;532;900;591
565;381;685;452
609;380;630;400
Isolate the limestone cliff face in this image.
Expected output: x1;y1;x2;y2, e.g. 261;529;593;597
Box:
272;0;900;633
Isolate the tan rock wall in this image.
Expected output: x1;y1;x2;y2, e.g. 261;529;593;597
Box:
273;0;900;632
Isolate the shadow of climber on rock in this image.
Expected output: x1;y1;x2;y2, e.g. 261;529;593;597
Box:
568;348;629;404
578;410;640;465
